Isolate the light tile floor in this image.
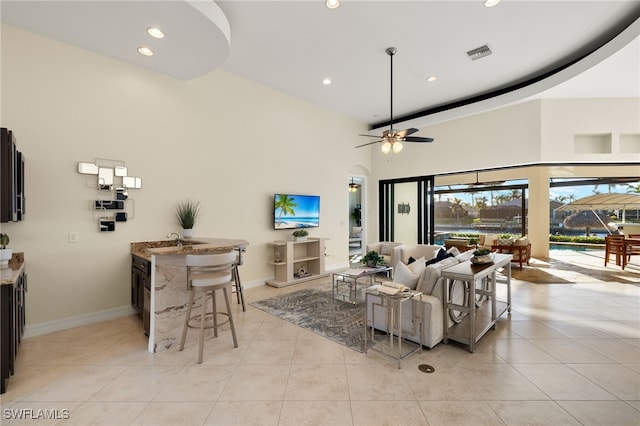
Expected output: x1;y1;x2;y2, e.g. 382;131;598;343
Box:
2;250;639;425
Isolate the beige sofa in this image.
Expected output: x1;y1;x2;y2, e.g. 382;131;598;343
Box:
366;244;474;349
365;241;403;266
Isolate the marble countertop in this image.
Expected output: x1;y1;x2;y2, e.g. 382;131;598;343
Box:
1;252;25;285
131;237;249;260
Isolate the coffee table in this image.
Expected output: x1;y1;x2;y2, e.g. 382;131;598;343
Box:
332;266;392;304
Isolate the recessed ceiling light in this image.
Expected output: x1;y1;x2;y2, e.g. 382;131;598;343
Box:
426;75;438;82
322;78;332;85
137;47;153;57
484;0;501;7
325;0;340;10
147;27;165;39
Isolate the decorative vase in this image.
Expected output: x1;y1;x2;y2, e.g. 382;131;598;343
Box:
0;248;13;267
182;228;193;239
294;236;307;242
367;260;377;267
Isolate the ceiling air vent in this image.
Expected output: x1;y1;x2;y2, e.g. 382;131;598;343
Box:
466;44;492;61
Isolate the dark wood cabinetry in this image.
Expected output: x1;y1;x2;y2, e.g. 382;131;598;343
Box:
131;255;150;336
1;127;25;223
1;262;27;394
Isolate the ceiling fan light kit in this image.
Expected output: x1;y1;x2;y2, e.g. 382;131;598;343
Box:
356;47;434;154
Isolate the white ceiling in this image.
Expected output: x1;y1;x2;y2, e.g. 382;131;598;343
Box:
2;1;639;131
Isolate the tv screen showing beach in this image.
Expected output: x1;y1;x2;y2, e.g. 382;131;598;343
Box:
274;194;320;230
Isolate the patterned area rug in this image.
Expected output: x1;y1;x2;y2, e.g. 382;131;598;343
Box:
250;283;370;352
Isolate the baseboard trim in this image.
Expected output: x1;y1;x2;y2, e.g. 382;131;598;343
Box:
24;274;339;339
24;305;136;338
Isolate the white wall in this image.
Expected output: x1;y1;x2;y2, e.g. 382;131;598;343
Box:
541;98;640;160
0;25;370;328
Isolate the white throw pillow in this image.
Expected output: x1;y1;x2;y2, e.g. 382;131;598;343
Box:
393;261;419;290
447;246;461;257
498;237;515;246
408;256;426;277
381;243;395;256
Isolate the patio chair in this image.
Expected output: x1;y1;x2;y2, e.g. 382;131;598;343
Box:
604;235;627;269
624;234;640;266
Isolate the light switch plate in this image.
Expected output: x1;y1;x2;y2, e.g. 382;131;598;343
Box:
69;231;79;243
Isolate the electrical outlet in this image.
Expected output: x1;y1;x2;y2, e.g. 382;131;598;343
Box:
69;231;79;243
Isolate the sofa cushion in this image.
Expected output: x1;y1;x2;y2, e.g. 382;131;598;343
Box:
418;256;459;295
393;261;420;290
400;245;442;265
380;242;396;256
425;252;453;266
498;237;515;246
479;234;499;247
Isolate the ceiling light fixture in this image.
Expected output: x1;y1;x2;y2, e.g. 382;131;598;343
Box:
427;75;438;82
484;0;501;7
322;77;332;85
147;27;165;39
348;178;359;192
137;47;153;56
325;0;340;9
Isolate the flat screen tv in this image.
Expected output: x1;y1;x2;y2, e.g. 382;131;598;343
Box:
274;194;320;230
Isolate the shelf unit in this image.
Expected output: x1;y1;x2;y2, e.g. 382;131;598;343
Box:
267;238;329;287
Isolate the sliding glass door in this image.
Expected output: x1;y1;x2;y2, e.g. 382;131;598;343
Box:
379;176;435;244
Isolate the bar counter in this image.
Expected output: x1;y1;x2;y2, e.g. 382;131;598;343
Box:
130;238;248;353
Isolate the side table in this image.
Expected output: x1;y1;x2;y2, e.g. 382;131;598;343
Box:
441;253;512;353
364;287;423;368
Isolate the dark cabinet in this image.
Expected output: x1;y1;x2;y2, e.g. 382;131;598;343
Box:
131;255;150;335
1;266;26;394
1;127;25;223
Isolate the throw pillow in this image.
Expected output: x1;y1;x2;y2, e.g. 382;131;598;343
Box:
381;243;395;256
447;246;461;257
407;256;416;265
432;247;446;259
498;237;515;246
393;261;419;290
424;251;453;266
408;256;426;278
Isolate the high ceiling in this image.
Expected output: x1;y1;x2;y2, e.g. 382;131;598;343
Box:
2;1;639;131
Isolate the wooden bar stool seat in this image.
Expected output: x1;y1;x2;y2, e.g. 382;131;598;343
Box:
179;251;238;364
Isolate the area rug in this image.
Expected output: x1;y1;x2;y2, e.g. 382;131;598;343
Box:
250;283;371;352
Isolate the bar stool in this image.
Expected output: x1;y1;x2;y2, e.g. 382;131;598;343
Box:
179;251;238;364
233;248;246;311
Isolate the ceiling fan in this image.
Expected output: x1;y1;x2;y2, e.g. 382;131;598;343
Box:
356;47;434;154
468;172;505;186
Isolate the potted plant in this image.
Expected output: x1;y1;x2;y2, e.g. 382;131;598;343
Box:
351;206;362;227
0;233;12;267
292;229;308;242
176;200;201;239
362;250;383;267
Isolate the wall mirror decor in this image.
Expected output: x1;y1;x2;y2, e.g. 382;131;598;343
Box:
77;158;142;232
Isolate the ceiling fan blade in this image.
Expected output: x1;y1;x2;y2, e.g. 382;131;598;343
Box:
395;128;420;138
355;140;382;148
358;133;383;138
404;136;434;143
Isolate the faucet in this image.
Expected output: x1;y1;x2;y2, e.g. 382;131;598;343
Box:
167;232;182;246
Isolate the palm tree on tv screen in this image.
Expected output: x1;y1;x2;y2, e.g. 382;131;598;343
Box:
275;195;298;226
